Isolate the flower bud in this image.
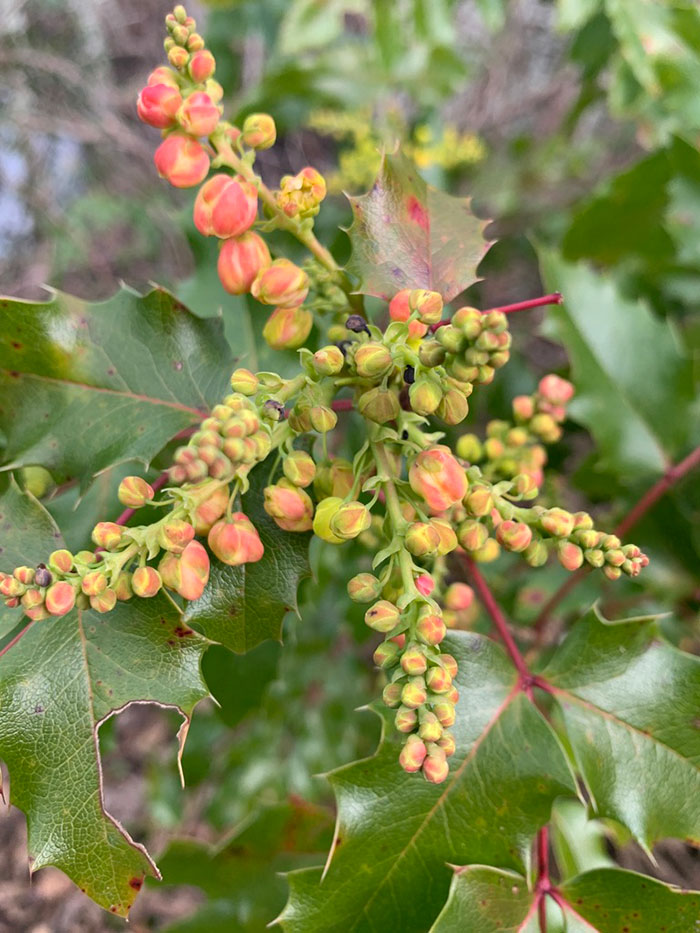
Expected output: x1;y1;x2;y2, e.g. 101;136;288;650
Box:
312;345;344;376
177;91;220;136
312;496;345;544
399;735;428;773
263;480;313;532
177;540;210;600
194;174;258;238
437;389;468;425
309;406;337;434
404;521;441;557
364;599;400;633
409;289;443;324
389;289;428;338
540;508;575;538
49;549;74;574
358;387;400;424
259;267;311;321
496;520;533;553
90;589;117;614
282;451;316;488
445;583;474;611
158;519;195;553
205;508;254;557
330;501;371;540
262;306;313;350
409;379;442;416
137;82;183;128
401;678;428;709
395;706;418;732
373;640;401;669
415;611;446;646
241;112;276;149
432;698;456;727
452;306;482;339
401;645;428;676
114;572;133;601
82;571;107;597
354;343;393;379
423;751;449;784
188;48;216;82
91;522;124;551
45;581;76;617
409;446;467;513
132;566;162;598
154;134;210;188
218;232;270;294
557;541;584;571
118;476;155;509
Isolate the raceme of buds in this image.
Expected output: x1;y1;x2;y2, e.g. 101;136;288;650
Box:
208;513;264;565
137;82;183;128
177;91;221;137
263;480;314;532
251;259;309;309
241;112;276;149
154;134;210;188
218;232;271;295
194;174;258;238
409;446;468;513
262;306;313;350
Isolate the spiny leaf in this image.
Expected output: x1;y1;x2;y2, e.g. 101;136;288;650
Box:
0;286;234;490
541;606;700;853
430;865;700;932
279;631;576;933
345;150;493;302
538;250;699;479
0;477;211;916
183;462;311;654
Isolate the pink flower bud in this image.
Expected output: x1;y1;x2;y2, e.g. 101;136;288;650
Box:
404;521;441;557
558;541;584;571
217;231;270;293
538;374;574;406
45;581;76;617
496;520;533;553
401;678;428;709
158;519;195;553
118;476;155;509
401;645;428;676
423;751;449;784
91;522;124;551
154;134;210;188
252;258;309;309
177;91;220;137
263;480;313;532
262;306;313;350
409;446;468;513
444;583;474;611
399;735;428;773
241;113;277;149
364;599;400;633
137;83;183;129
188;48;216;83
208;513;264;565
426;666;452;694
389;289;428;338
415;574;435;597
415;611;446;646
194;174;258;238
395;706;418;732
132;566;162;598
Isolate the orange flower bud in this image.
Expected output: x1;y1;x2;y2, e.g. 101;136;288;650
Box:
132;566;163;598
177;91;220;136
118;476;155;509
252;258;309;309
45;581;76;617
154;134;210;188
218;232;270;294
91;522;124;551
389;289;428;339
137;83;183;128
399;735;428;773
194;174;258;239
364;599;401;633
444;583;474;611
241;112;276;149
409;445;467;513
208;514;264;565
262;307;313;350
188;48;216;83
263;480;313;532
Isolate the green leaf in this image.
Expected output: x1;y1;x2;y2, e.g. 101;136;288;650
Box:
183;462;311;653
541;606;700;852
0;286;234;489
538;250;698;478
430;865;700;932
346;150;493;302
279;631;576;932
0;478;210;916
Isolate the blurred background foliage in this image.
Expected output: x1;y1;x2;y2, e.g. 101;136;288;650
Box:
0;0;699;929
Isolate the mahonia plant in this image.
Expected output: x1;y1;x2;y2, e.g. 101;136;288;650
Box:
0;5;650;799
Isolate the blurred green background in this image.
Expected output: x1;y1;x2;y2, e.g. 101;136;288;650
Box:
0;0;698;929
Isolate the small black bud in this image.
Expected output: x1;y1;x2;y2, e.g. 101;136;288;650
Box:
346;314;371;335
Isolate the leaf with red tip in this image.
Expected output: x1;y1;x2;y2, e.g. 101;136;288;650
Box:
345;150;494;302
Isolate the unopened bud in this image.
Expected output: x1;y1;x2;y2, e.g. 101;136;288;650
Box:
218;232;271;294
208;513;264;565
399;735;428;772
358;387;400;424
154;134;209;188
262;306;313;350
364;599;400;633
241;112;276;149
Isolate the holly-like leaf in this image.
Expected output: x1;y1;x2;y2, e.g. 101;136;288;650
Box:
0;286;234;490
0;477;211;915
346;150;493;302
430;865;700;932
278;631;576;932
538;250;699;479
183;462;311;654
541;606;700;853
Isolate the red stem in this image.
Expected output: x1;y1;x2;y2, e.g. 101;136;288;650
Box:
461;555;533;695
533;444;700;636
431;293;563;331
